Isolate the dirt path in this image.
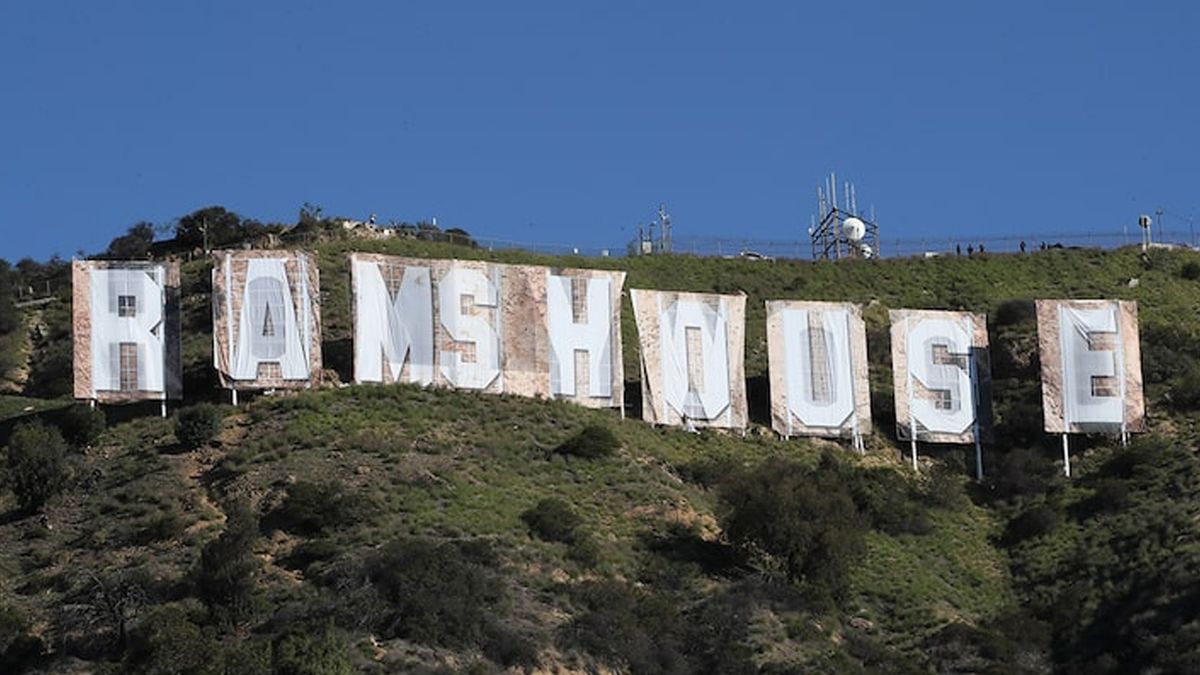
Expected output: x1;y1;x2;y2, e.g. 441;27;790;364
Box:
0;308;38;393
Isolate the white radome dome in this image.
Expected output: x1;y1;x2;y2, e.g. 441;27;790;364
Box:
843;217;866;242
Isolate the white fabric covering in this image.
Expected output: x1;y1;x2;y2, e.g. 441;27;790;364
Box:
660;296;731;422
1059;304;1124;427
352;259;435;384
89;267;166;394
782;307;855;430
907;315;975;435
438;266;501;390
231;258;310;380
547;274;613;398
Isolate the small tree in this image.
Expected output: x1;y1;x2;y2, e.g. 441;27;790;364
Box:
3;421;68;513
103;222;156;259
196;500;260;625
57;403;106;447
554;425;620;459
175;404;224;449
266;480;374;535
272;623;353;675
719;454;866;597
521;498;582;543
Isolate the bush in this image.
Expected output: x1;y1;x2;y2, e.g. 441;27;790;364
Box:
719;454;866;597
0;604;43;672
521;498;582;543
272;623;353;675
1168;360;1200;409
195;500;260;624
1077;478;1129;517
361;538;510;648
992;299;1036;327
561;580;688;675
849;468;933;536
1181;260;1200;280
57;403;106;447
987;447;1060;501
266;480;375;535
566;532;602;568
1002;503;1062;546
553;425;619;459
123;605;214;675
3;421;68;513
175;404;224;449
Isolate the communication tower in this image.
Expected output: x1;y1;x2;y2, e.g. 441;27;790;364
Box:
629;203;674;256
809;172;879;260
657;203;672;254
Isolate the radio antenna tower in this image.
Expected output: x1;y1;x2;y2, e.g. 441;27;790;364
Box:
808;171;880;260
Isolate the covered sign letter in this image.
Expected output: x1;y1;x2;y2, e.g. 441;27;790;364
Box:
766;300;870;439
890;309;991;443
631;289;747;430
1037;299;1144;434
212;250;322;390
73;260;182;402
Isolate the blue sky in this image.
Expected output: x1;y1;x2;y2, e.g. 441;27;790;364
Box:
2;1;1198;260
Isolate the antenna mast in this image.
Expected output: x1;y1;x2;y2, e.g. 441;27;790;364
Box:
658;203;672;254
809;171;880;261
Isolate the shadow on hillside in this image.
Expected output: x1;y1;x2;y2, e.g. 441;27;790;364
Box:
623;379;642;420
323;337;353;384
0;401;158;447
182;361;223;403
746;375;770;426
639;524;742;578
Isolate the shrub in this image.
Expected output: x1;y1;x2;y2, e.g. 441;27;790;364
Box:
719;454;866;597
561;580;688;675
553;425;619;459
361;538;510;648
521;498;582;543
3;421;68;513
1002;503;1062;546
56;403;106;447
482;623;540;669
175;404;224;449
987;447;1060;501
566;532;602;568
272;623;353;675
195;500;260;624
1181;260;1200;280
0;604;43;672
849;468;933;536
1077;478;1129;517
123;605;214;675
266;480;375;535
1168;360;1200;409
992;299;1036;327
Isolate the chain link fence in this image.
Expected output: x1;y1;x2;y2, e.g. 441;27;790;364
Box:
475;227;1196;261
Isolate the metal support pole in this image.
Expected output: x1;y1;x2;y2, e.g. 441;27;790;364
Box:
231;389;238;407
910;437;918;471
160;401;167;419
974;436;983;482
1062;434;1071;478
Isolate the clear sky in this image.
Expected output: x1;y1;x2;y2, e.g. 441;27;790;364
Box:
2;1;1198;261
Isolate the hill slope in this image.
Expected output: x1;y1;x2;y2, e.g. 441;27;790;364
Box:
3;235;1200;673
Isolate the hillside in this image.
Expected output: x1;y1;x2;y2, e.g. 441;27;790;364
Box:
3;229;1200;674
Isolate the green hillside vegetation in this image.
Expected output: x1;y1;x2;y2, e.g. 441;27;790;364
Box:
2;209;1200;673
